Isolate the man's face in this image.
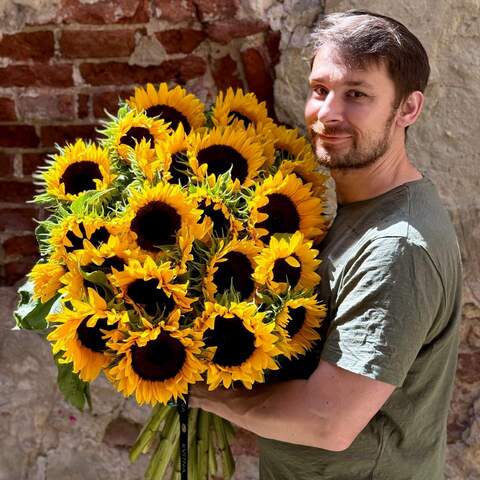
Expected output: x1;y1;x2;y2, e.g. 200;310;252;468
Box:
305;44;400;170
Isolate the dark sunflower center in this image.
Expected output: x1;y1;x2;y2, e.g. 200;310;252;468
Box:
198;200;230;237
77;316;115;353
256;193;300;241
65;227;86;253
229;110;252;127
131;201;181;251
65;224;109;253
197;145;249;184
276;148;295;161
212;251;254;299
285;306;306;338
89;226;110;247
145;104;191;134
60;161;102;196
272;254;301;287
168;150;190;187
120;126;155;149
131;331;186;381
204;314;256;367
102;255;126;272
127;278;176;317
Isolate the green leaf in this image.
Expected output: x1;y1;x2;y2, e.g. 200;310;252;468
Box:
55;356;91;411
13;280;60;331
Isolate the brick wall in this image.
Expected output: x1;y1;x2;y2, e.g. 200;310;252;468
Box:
0;0;281;286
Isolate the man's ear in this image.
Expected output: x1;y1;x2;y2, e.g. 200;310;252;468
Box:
396;91;424;128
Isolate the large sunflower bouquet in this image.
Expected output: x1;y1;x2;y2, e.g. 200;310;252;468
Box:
14;83;335;480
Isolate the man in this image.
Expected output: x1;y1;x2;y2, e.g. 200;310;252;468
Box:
191;10;462;480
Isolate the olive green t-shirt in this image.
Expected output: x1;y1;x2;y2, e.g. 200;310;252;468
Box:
258;177;462;480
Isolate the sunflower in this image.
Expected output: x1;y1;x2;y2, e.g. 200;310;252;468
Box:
248;172;326;244
121;181;203;268
129;139;163;182
29;261;65;303
106;319;205;405
40;139;115;202
127;83;206;134
194;301;280;390
211;88;275;136
253;232;321;294
278;154;329;198
274;294;326;359
80;232;140;275
109;256;194;321
59;257;115;303
104;110;170;161
123;182;202;251
271;125;313;165
154;123;194;187
203;238;260;302
47;290;125;381
188;126;266;189
190;185;243;243
49;214;117;264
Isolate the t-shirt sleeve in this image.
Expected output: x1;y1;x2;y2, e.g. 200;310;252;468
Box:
320;236;444;387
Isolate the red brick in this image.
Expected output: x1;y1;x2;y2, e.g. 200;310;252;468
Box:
0;98;17;121
0;125;39;148
0;180;36;203
78;94;90;119
0;31;54;62
193;0;237;22
0;152;14;177
0;64;74;88
59;0;149;24
206;19;269;44
3;257;38;286
17;94;75;122
153;0;196;22
156;29;206;54
0;207;38;232
80;56;207;86
241;47;274;114
93;89;133;118
40;125;99;148
3;235;38;257
456;352;480;384
212;55;243;92
22;153;48;176
266;30;281;66
60;30;136;58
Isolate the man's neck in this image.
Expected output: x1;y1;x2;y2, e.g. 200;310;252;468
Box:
331;143;423;205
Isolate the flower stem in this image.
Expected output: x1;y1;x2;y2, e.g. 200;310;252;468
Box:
130;404;170;462
212;414;235;480
197;409;210;480
208;416;218;476
145;407;179;480
188;408;199;480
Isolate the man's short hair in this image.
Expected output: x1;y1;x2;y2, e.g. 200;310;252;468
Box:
309;10;430;106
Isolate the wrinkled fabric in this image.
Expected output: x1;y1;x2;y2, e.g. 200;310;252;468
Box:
259;177;462;480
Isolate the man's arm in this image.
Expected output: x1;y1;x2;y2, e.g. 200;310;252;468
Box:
190;359;395;451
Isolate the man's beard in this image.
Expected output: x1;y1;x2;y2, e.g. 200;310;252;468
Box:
310;109;396;170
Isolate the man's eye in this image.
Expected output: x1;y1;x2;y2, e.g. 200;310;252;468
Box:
314;87;328;96
347;90;366;98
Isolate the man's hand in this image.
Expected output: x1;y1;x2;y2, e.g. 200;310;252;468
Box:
189;360;395;451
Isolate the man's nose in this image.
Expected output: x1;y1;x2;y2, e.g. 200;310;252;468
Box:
317;92;343;124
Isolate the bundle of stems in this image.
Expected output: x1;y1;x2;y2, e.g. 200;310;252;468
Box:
130;404;236;480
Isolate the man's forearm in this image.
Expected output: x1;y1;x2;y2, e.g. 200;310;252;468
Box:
191;379;345;451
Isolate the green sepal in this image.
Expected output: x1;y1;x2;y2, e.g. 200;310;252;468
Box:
54;354;92;412
13;279;60;331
